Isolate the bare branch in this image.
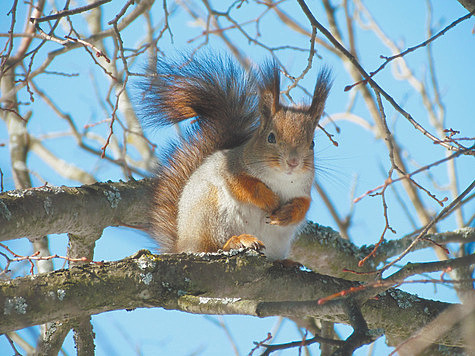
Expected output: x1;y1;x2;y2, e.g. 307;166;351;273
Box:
295;0;470;154
345;10;475;91
354;145;474;204
31;0;112;24
378;179;475;275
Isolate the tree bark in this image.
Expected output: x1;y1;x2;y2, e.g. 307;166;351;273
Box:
457;0;475;12
0;179;153;241
0;250;463;348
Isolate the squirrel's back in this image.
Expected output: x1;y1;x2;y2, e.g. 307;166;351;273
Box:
140;55;259;251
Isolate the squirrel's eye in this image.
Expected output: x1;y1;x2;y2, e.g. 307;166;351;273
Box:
310;140;315;149
267;132;276;144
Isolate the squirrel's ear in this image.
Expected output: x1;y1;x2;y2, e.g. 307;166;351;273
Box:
259;62;281;118
309;68;332;126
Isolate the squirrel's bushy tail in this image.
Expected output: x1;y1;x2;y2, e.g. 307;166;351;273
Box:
141;54;259;148
140;54;259;251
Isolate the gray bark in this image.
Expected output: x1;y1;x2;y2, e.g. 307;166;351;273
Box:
457;0;475;12
0;179;153;241
0;250;462;348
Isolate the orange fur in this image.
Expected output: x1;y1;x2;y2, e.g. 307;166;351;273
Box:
269;197;310;226
197;186;221;252
198;232;221;252
226;173;280;213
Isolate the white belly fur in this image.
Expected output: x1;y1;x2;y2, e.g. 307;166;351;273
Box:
178;150;313;260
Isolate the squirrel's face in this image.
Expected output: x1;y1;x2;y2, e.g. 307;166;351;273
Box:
252;65;330;177
255;109;317;176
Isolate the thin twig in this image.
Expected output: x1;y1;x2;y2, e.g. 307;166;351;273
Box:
354;145;474;203
30;0;112;24
0;0;19;79
345;9;475;91
0;242;104;276
379;179;475;275
295;0;470;154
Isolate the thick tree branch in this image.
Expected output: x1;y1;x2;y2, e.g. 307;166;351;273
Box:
395;295;475;355
0;179;153;241
291;224;475;282
0;250;464;348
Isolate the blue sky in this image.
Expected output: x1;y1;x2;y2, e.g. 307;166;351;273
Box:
1;1;474;355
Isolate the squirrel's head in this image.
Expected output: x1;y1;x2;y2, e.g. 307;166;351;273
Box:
253;63;332;175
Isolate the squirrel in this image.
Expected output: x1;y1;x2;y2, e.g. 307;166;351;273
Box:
140;54;331;260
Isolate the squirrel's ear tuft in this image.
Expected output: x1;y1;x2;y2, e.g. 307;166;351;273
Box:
259;61;281;118
309;68;332;125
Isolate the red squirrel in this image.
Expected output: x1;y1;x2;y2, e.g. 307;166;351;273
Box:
141;55;331;260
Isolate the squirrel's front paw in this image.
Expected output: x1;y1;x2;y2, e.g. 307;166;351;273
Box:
266;204;294;226
222;234;265;251
266;197;310;226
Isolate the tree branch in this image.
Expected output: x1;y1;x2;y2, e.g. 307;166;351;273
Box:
0;179;153;241
0;250;464;348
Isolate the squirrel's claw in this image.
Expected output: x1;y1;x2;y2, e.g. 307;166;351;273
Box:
223;234;265;251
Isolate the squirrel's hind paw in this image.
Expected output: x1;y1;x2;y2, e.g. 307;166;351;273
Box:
223;234;265;252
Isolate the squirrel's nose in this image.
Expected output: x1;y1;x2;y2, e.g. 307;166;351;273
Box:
286;158;299;168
